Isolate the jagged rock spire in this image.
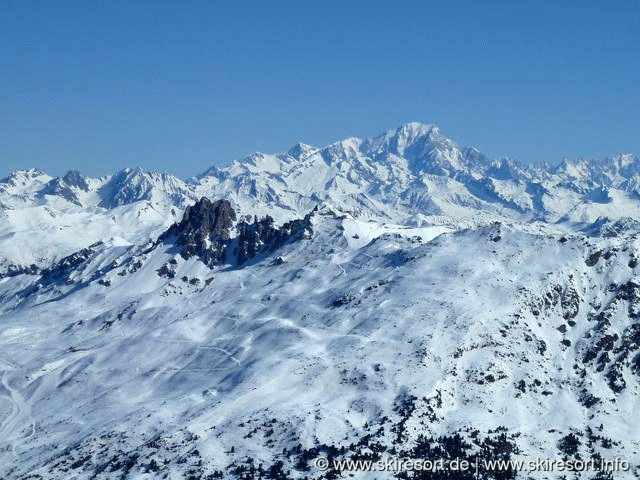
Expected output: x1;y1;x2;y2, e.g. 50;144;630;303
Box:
160;197;236;265
160;197;314;267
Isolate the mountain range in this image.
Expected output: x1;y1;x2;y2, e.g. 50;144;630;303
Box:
1;123;640;479
3;122;640;270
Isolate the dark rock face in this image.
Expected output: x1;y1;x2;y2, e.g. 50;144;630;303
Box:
41;243;102;281
161;197;313;267
161;197;236;265
63;170;90;191
585;250;602;266
42;170;90;206
582;217;640;238
578;279;640;393
180;197;236;241
234;213;314;265
0;263;40;278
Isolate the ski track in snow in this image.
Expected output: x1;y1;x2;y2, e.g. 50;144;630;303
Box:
0;360;35;457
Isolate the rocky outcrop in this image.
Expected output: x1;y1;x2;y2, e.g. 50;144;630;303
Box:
0;263;40;278
161;197;313;267
40;243;101;280
234;211;314;265
161;197;236;265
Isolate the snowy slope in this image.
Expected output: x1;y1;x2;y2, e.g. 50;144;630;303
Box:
1;211;640;479
2;123;640;479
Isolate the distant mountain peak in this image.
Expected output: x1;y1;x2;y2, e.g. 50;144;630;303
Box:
97;167;193;208
388;122;444;146
396;121;440;136
286;142;316;159
368;122;441;146
1;168;50;185
62;170;90;191
41;171;91;206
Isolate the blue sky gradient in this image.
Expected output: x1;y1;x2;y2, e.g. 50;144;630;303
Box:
1;0;639;178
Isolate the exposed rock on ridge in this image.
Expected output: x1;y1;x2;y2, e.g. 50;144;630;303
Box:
160;197;314;266
234;209;315;265
161;197;237;265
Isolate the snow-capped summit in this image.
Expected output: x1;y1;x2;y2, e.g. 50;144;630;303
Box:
363;122;465;173
285;141;316;160
0;168;53;205
0;167;50;186
97;167;194;208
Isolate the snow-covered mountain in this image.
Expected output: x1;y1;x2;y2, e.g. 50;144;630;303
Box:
5;123;640;271
194;123;640;227
0;166;193;210
0;167;195;270
2;123;640;479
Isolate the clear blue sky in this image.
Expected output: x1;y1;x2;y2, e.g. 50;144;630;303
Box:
1;0;639;179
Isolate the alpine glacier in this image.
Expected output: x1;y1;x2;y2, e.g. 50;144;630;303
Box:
1;123;640;479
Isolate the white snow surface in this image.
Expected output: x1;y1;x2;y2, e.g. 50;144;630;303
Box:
1;123;640;478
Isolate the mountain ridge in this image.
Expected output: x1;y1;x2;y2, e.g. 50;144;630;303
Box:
3;122;638;213
2;122;640;272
